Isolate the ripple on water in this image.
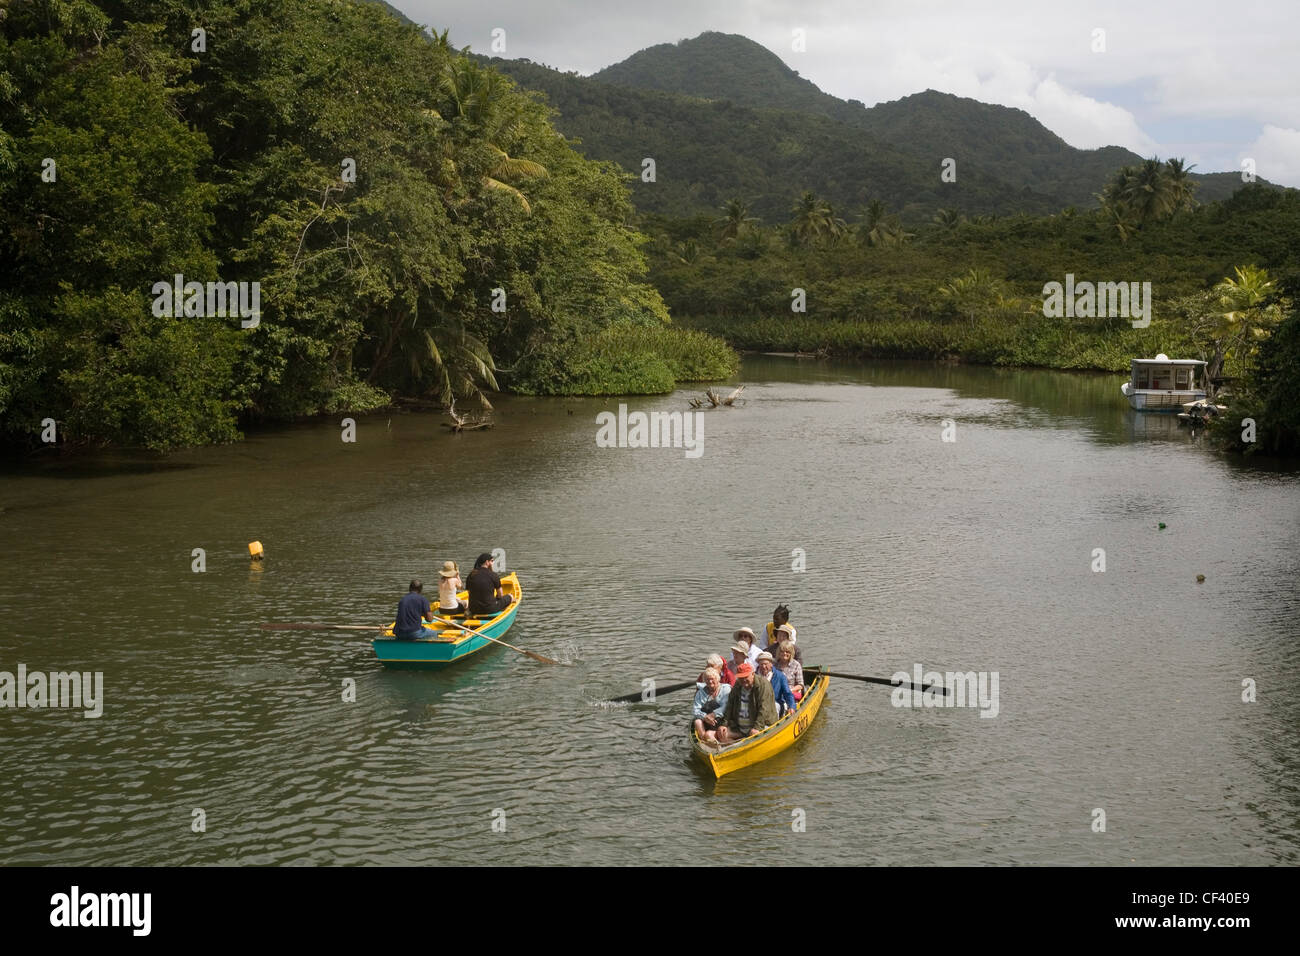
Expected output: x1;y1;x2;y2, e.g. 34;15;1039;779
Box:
1;364;1297;864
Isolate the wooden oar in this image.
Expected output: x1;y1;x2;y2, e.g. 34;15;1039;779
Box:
606;679;699;704
260;619;559;666
261;623;380;631
428;613;559;665
803;667;950;695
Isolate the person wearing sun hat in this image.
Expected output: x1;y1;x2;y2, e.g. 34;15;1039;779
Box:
733;627;762;667
763;622;801;663
727;642;749;679
436;560;464;616
713;661;777;745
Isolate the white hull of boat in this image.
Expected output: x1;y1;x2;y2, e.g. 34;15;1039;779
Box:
1121;381;1207;412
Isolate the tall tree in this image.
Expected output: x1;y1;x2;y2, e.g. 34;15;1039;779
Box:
716;197;758;242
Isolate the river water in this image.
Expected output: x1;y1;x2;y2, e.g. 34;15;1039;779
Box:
1;356;1296;865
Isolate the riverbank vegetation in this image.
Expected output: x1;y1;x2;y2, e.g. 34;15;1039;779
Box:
646;176;1299;452
0;0;727;452
4;2;1296;456
650;180;1298;378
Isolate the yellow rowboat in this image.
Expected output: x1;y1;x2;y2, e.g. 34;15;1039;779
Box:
691;672;829;778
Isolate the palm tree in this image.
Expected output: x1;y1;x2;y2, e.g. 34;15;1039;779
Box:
938;269;1003;324
787;191;847;246
436;59;548;213
1164;158;1198;213
789;191;832;245
716;198;758;242
415;316;500;410
1196;265;1283;391
879;214;913;246
1101;203;1139;243
934;208;963;230
1125;157;1175;223
860;199;893;247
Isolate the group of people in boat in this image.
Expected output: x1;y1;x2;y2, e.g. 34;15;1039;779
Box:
692;605;806;748
391;552;515;640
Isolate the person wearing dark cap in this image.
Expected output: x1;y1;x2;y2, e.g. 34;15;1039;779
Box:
394;579;436;640
466;552;514;616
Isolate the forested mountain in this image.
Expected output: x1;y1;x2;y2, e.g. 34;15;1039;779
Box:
490;31;1277;220
593;31;862;121
487;59;1061;221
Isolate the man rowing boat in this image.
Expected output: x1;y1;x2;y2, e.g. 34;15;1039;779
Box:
393;579;437;640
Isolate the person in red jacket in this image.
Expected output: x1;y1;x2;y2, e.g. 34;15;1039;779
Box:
699;653;735;686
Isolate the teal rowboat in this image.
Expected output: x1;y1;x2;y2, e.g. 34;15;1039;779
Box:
371;572;522;670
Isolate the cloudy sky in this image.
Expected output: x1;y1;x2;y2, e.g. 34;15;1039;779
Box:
394;0;1300;187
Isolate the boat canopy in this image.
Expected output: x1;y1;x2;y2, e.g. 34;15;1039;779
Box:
1130;353;1206;368
1127;354;1207;394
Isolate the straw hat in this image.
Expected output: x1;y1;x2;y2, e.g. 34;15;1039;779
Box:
776;623;797;642
733;627;757;644
438;561;459;578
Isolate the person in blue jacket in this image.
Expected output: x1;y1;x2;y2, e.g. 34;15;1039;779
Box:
756;651;796;717
393;579;436;640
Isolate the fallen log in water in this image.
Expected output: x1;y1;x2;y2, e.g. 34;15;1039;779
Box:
442;398;494;432
691;386;746;408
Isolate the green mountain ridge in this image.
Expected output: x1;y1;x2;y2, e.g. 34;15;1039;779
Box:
488;30;1277;221
488;57;1064;222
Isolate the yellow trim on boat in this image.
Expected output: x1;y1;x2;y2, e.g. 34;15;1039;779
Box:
691;672;828;778
378;572;522;640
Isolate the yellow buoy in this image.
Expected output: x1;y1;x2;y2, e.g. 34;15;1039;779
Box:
248;541;264;560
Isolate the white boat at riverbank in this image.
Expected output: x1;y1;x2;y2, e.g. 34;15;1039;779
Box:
1120;354;1208;411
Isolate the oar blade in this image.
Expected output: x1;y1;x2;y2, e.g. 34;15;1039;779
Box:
260;622;383;632
805;667;950;695
606;678;698;704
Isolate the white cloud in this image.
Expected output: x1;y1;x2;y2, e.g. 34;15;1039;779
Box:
1242;126;1300;187
1000;74;1158;153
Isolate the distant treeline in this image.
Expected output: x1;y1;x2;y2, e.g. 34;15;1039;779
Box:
647;181;1300;454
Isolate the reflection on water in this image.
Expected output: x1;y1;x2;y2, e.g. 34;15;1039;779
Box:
0;356;1296;866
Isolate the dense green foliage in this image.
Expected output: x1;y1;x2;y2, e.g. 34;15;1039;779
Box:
658;183;1300;454
0;0;706;451
489;33;1277;222
1213;278;1300;455
647;184;1300;334
4;11;1295;458
525;324;738;395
